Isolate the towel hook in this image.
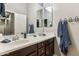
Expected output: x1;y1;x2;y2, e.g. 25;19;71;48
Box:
75;16;79;22
68;17;73;22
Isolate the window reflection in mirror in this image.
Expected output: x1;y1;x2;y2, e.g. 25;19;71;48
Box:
37;19;39;27
44;19;47;27
36;9;43;28
0;11;14;35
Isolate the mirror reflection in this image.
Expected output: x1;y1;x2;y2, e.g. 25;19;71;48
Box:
44;6;53;27
0;3;53;36
0;11;14;35
36;3;53;28
36;9;43;28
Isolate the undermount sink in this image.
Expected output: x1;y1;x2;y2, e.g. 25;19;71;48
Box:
38;33;46;36
1;38;29;46
10;39;29;45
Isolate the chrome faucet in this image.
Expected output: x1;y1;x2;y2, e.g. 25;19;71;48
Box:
12;35;19;41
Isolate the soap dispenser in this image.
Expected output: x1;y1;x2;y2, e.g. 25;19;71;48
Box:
21;33;26;38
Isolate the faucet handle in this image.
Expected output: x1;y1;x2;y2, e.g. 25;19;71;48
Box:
15;35;19;39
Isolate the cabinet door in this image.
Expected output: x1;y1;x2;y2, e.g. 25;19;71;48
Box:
38;47;45;56
37;41;45;48
49;39;54;55
45;38;54;56
49;43;54;56
45;46;50;56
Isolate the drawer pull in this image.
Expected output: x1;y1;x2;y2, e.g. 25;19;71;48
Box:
42;43;44;46
42;50;44;53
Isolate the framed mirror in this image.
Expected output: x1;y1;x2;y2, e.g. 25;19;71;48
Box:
40;3;53;33
36;3;53;33
43;4;53;27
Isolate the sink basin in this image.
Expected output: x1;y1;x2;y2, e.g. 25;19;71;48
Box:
2;38;29;46
8;39;29;45
0;39;29;49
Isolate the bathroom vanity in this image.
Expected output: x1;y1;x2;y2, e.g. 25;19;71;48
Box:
0;3;54;56
0;33;55;56
3;38;54;56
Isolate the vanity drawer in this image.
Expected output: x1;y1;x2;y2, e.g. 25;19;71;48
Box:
49;38;54;43
40;53;45;56
27;51;37;56
37;41;45;48
3;44;37;56
38;47;45;55
20;44;37;56
3;50;21;56
45;38;54;45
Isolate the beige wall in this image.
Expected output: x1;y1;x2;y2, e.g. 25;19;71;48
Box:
53;3;79;55
5;3;27;15
68;22;79;55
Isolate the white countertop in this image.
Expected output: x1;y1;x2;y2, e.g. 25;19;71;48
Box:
0;33;55;56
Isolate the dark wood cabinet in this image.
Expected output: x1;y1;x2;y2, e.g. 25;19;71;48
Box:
37;41;45;49
37;41;46;56
3;37;55;56
3;44;37;56
45;38;54;56
45;46;50;56
38;47;45;56
3;50;20;56
49;43;54;55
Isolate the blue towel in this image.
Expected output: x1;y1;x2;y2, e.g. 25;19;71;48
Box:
29;24;35;33
0;3;5;17
57;19;71;55
57;20;63;37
